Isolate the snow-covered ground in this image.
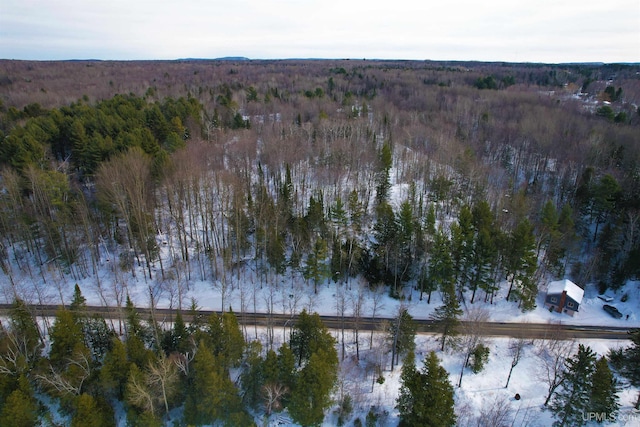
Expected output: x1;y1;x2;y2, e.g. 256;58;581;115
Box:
3;236;640;427
105;265;639;328
341;335;640;427
180;277;640;426
17;264;636;427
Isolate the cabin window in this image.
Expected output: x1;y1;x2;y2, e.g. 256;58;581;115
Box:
567;301;574;308
550;296;558;303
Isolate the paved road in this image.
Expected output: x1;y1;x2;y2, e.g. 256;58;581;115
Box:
0;304;634;341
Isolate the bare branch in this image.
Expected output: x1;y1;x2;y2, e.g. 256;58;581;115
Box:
261;382;289;415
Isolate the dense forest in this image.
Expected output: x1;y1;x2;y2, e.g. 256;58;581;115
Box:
0;59;639;425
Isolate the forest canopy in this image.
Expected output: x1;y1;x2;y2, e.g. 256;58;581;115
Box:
0;58;639;425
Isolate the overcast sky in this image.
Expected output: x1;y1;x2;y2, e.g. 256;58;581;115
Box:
1;0;638;63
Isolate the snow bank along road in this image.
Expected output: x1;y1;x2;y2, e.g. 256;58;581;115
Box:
0;304;633;341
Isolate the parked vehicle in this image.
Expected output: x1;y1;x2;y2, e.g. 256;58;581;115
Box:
603;304;623;319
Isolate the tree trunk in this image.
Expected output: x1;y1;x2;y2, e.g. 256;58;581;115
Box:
458;353;470;387
505;364;515;388
506;276;515;301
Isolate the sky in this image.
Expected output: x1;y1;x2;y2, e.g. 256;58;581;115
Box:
1;0;639;63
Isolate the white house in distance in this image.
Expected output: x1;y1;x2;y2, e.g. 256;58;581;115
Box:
544;279;585;316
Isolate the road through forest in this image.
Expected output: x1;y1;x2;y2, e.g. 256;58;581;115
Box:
0;304;633;341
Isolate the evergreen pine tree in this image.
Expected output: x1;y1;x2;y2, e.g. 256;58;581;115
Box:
611;329;640;409
304;238;329;294
330;196;348;237
505;219;538;311
470;227;497;304
589;356;619;419
387;307;417;369
72;393;113;427
277;343;297;400
431;279;462;352
396;351;456;427
428;228;455;294
100;337;130;400
290;310;336;367
550;344;596;427
262;348;280;384
424;203;436;237
0;375;38;427
395;200;416;287
396;350;418;419
450;204;474;298
539;201;559;266
183;341;245;425
347;189;364;234
206;311;245;368
162;311;190;354
374;141;392;206
372;201;399;290
124;296;155;368
288;348;338;426
239;341;264;409
48;308;85;368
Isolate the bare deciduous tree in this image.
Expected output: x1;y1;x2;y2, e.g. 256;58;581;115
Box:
96;147;155;280
535;324;576;406
36;349;92;397
505;336;531;388
369;286;385;349
475;395;513;427
336;282;347;361
458;307;490;387
349;277;367;360
126;365;156;416
126;355;180;420
147;354;179;420
262;382;289;415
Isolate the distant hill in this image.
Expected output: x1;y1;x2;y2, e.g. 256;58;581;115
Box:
177;57;251;61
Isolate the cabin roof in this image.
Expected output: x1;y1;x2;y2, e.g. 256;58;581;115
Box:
547;279;584;304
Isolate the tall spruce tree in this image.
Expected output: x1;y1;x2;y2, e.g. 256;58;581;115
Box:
48;307;85;368
589;356;619;419
304;238;329;294
610;329;640;409
505;219;538;311
239;341;264;410
0;375;38;427
206;311;245;368
550;344;596;427
431;279;462;352
290;310;336;367
100;337;130;400
372;201;399;290
396;351;456;427
396;350;418;415
288;348;338;426
428;228;455;293
450;205;474;300
183;341;247;426
71;393;113;427
374;141;392;206
387;307;417;370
